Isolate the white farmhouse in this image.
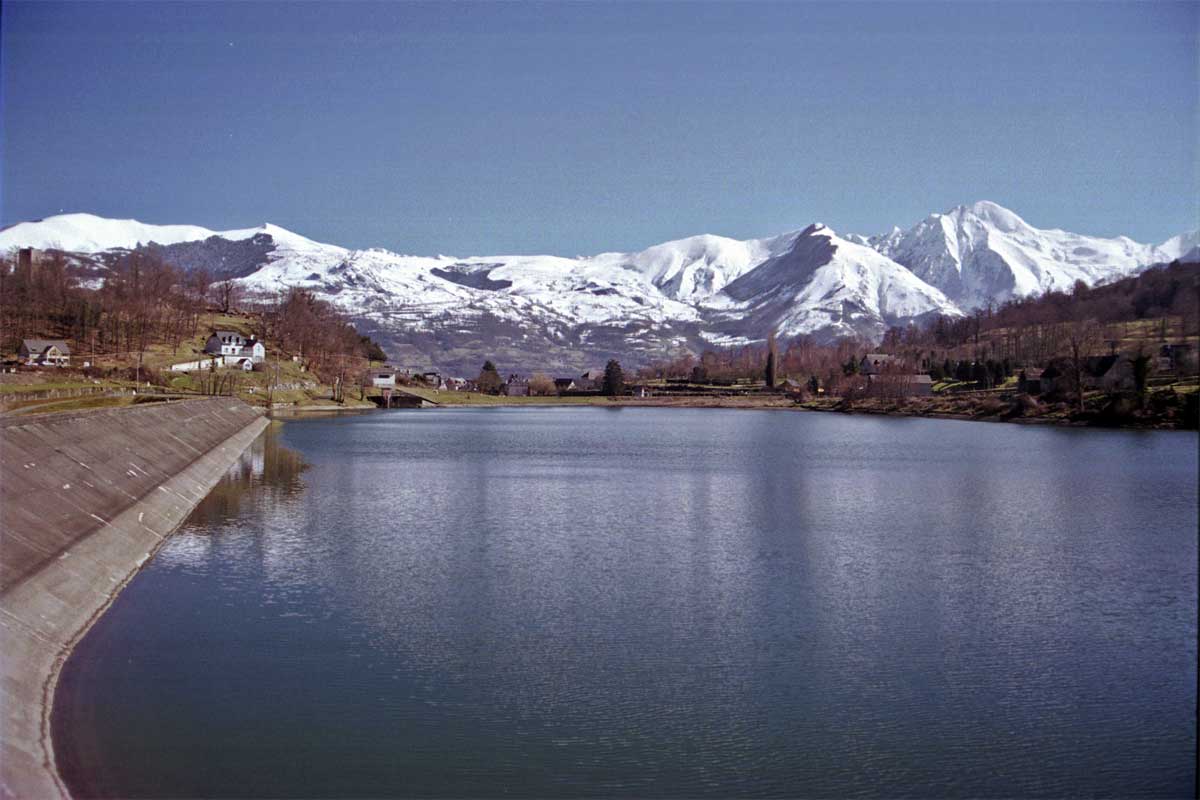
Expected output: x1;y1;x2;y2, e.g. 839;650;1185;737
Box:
171;331;266;372
18;339;71;367
204;330;265;366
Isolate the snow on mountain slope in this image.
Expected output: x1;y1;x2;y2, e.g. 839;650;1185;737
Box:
1156;230;1200;262
588;231;799;303
0;212;340;256
704;224;961;344
239;246;702;332
0;213;233;252
230;241;710;375
868;201;1193;310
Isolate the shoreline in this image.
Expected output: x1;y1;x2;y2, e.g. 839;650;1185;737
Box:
372;392;1198;431
0;401;271;800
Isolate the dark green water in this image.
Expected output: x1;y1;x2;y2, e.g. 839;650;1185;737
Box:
54;409;1198;798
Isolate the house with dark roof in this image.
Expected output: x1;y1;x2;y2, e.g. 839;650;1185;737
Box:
503;375;530;397
1018;368;1045;395
204;330;265;365
1039;355;1136;396
18;339;71;367
1040;360;1069;395
553;372;603;394
1086;355;1136;392
859;353;896;375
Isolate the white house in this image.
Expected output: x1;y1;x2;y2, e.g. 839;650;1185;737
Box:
206;330;248;356
18;339;71;367
204;330;265;364
171;332;266;372
364;369;397;389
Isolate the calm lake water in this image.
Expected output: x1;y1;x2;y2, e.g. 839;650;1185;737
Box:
54;409;1198;798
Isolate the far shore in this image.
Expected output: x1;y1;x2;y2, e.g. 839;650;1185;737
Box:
332;388;1199;431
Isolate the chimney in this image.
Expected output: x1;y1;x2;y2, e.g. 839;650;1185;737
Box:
17;247;35;272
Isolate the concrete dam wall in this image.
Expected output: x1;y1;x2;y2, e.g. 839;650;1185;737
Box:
0;398;271;799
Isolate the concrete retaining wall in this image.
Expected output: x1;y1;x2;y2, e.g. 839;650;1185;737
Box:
0;398;270;799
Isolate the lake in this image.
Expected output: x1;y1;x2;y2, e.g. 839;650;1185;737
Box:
53;408;1198;798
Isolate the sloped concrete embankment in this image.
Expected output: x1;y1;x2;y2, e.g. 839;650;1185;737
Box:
0;398;270;800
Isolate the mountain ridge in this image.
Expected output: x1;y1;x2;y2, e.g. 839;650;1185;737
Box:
2;205;1193;372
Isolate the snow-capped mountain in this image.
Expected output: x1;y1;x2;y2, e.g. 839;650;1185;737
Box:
864;201;1189;310
703;224;958;345
1;206;1192;372
0;212;337;255
589;231;800;303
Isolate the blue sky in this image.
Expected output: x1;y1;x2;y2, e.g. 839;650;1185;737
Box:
1;1;1195;254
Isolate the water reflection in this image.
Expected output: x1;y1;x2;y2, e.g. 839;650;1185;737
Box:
183;422;307;529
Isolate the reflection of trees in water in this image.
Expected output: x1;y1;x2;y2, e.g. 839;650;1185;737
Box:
187;424;307;529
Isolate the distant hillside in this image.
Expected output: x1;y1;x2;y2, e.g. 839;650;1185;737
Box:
930;258;1199;345
2;206;1194;373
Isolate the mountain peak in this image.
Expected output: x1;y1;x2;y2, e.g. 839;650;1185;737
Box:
953;200;1028;232
799;222;833;237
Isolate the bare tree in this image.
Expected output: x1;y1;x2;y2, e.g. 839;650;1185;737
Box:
213;279;241;314
529;373;556;396
1063;318;1103;413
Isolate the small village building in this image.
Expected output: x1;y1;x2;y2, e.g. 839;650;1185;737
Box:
1018;368;1045;395
1038;356;1136;396
504;375;530;397
865;372;933;397
204;331;265;364
859;353;895;375
170;332;264;372
18;339;71;367
1158;343;1195;374
1040;361;1068;395
907;374;934;396
206;330;249;356
781;378;806;398
1090;356;1136;392
364;369;397;389
560;371;603;394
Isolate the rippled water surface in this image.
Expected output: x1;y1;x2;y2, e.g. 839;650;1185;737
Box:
55;409;1198;798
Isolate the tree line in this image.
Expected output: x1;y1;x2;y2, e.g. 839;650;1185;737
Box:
634;259;1198;396
0;249;386;385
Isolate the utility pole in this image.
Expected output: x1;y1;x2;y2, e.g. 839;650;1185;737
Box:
269;360;279;408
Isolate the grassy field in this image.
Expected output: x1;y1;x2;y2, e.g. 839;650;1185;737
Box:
0;394;140;416
0;378;134;396
396;385;617;406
